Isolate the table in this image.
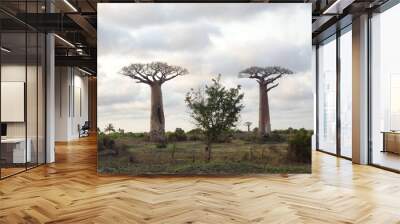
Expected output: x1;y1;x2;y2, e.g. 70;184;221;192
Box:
1;138;31;163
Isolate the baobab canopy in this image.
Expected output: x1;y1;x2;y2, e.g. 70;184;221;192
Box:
239;66;293;83
120;62;189;85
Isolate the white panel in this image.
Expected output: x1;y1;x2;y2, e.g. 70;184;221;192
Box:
75;87;81;118
1;82;25;122
390;74;400;130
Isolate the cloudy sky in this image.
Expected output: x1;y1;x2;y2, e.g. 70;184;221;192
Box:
98;3;313;133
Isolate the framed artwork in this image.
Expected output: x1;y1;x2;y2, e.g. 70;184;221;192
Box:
98;3;312;175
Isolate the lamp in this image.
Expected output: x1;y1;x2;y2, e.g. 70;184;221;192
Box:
1;47;11;53
54;34;75;48
63;0;78;12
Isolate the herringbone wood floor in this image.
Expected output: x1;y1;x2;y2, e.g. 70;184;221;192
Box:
1;136;400;224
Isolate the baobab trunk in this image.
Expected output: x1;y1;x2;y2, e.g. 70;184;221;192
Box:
258;83;271;137
150;83;165;142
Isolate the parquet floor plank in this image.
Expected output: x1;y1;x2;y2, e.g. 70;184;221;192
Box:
0;136;399;223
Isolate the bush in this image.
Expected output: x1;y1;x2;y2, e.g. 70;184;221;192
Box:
215;130;234;143
174;128;187;141
156;142;167;148
167;128;187;142
135;132;146;138
187;128;204;141
123;132;137;138
287;130;311;163
233;131;257;142
262;131;285;143
166;131;174;141
98;134;128;156
98;135;115;151
113;142;128;156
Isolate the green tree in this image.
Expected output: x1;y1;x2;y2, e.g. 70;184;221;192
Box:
174;128;187;141
105;123;115;134
185;75;244;162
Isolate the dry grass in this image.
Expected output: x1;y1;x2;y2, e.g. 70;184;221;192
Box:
98;137;311;175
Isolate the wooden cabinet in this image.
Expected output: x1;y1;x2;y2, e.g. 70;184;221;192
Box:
382;132;400;154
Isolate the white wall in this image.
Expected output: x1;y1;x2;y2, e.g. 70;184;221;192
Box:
1;65;26;138
55;67;89;141
55;67;69;141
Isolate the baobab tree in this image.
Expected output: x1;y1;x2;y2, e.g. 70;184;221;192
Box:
121;62;188;142
244;121;252;132
239;66;293;137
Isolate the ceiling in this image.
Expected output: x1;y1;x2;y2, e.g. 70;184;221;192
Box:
0;0;393;75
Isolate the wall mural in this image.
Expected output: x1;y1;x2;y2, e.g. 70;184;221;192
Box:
97;3;313;175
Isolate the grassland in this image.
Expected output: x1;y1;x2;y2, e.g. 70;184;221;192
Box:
98;133;311;175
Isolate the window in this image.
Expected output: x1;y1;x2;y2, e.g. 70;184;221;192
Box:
371;3;400;171
339;27;352;158
318;36;337;154
0;3;46;179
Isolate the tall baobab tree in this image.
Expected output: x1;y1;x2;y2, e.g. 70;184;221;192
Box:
121;62;188;142
239;66;293;137
244;121;252;132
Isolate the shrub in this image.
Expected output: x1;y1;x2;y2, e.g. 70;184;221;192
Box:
262;131;285;143
113;141;128;156
98;135;115;151
166;131;174;141
187;128;204;141
156;142;167;148
234;129;244;134
166;128;187;142
233;131;257;142
98;135;106;152
124;132;137;138
287;130;311;163
98;134;128;156
174;128;187;141
215;130;234;143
